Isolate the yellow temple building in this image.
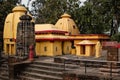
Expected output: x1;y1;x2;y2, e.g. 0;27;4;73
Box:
35;24;71;56
3;5;109;57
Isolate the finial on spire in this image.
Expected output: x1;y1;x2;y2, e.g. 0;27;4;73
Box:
18;0;22;5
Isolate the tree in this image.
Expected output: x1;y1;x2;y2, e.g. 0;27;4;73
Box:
78;0;120;34
31;0;81;24
78;0;109;34
31;0;120;35
111;32;120;42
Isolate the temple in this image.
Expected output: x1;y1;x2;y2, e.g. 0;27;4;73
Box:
3;5;109;57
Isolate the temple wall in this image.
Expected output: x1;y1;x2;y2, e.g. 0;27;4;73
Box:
36;41;53;56
53;41;62;56
4;39;15;55
63;41;72;54
36;41;62;56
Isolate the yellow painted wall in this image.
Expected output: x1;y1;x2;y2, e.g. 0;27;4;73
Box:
36;41;53;56
95;42;102;57
76;46;80;56
4;13;14;39
36;41;62;56
53;41;62;56
36;42;40;55
63;41;71;54
4;39;15;55
71;48;76;55
3;13;15;55
85;46;91;56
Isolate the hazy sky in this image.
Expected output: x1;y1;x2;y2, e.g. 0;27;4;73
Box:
21;0;30;6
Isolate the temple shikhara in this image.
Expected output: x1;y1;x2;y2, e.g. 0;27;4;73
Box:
3;5;109;57
1;5;120;80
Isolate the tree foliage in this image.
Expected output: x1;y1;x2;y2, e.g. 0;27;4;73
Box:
31;0;81;24
111;32;120;42
31;0;120;35
79;0;120;34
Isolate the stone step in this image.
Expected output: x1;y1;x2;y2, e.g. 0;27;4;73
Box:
20;75;43;80
99;72;120;77
99;68;120;73
0;59;7;64
0;71;9;77
0;67;8;71
18;59;79;80
29;64;64;71
29;64;77;72
33;60;79;69
0;63;8;68
0;75;9;80
0;61;9;80
25;67;63;77
102;65;120;68
21;71;63;80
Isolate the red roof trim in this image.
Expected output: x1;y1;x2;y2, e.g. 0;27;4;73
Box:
76;44;95;46
70;34;109;36
36;38;72;41
11;38;72;42
35;30;68;34
69;38;109;40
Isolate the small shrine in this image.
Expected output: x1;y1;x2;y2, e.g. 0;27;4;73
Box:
76;40;96;57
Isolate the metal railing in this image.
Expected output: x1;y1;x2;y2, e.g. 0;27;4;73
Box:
63;58;120;80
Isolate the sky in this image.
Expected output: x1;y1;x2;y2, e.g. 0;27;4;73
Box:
22;0;86;7
21;0;31;7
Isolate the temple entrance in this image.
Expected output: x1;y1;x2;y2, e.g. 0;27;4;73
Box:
76;40;95;57
81;45;85;55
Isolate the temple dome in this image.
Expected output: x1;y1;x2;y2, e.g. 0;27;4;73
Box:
55;13;80;35
12;5;27;12
61;13;71;18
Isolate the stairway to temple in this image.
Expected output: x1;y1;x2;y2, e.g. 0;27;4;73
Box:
0;59;9;80
1;56;120;80
0;57;79;80
18;58;79;80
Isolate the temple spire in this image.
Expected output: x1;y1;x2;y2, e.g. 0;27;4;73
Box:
18;0;22;5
